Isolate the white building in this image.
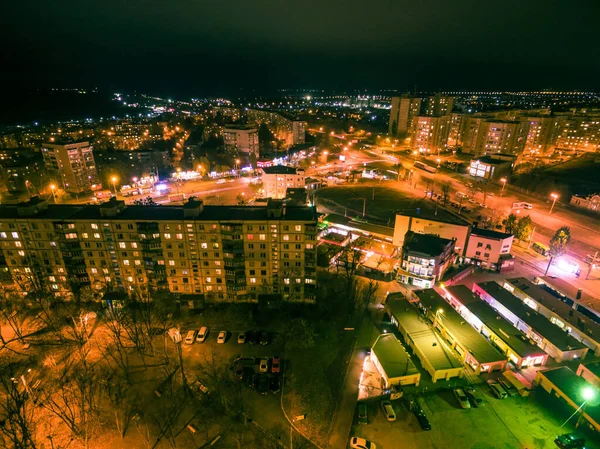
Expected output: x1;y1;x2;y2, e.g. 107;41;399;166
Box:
41;141;100;194
223;125;259;157
261;166;305;199
465;227;513;269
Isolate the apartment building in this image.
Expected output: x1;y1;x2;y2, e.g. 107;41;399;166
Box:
464;227;513;269
521;116;556;155
41;141;100;194
245;109;306;148
463;119;528;157
398;231;455;288
223;125;259;157
261;166;305;199
388;96;422;137
425;94;454;116
410;116;450;154
447;113;466;148
555;116;600;152
0;197;318;303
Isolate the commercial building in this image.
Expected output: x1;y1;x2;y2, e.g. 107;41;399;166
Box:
41;141;100;194
410;115;450;154
464;227;513;270
387;294;463;382
370;333;421;388
534;367;600;432
398;231;455;288
261;166;305;199
468;155;513;181
473;281;589;362
443;285;549;369
504;277;600;356
393;209;470;255
534;276;600;325
222;125;259;157
0;197;318;303
246;109;305;148
388;96;422;137
415;289;507;374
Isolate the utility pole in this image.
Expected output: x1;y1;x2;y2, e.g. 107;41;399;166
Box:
586;251;598;280
363;198;366;217
528;226;536;249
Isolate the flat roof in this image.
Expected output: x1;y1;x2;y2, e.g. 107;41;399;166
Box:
446;286;545;358
537;276;600;317
476;282;586;352
387;294;463;371
324;214;394;238
582;362;600;380
397;207;470;227
262;166;300;175
403;231;453;255
470;227;513;240
473;156;512;165
506;277;600;345
539;367;600;425
372;334;419;379
415;289;505;364
0;203;318;222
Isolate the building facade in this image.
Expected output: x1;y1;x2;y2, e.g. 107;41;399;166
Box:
246;109;306;148
41;141;100;194
464;227;513;269
223;125;259;157
0;197;318;303
425;94;454;116
261;166;305;199
398;231;455;288
468;155;513;181
410;115;450;154
463;119;528;157
388;96;422;137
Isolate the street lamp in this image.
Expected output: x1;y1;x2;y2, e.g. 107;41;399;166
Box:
549;192;559;215
50;184;56;203
111;176;118;196
436;158;441;168
561;385;597;429
500;178;507;196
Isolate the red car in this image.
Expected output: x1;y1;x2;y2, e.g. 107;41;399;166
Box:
271;356;281;373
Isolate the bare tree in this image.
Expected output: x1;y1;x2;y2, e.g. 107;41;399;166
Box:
0;363;38;449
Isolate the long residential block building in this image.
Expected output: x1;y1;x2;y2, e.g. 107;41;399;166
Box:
0;197;318;303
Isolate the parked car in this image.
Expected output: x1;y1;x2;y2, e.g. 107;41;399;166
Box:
247;331;258;345
271;356;281;373
453;388;471;409
237;332;247;344
234;363;244;380
349;437;376;449
464;386;484;407
184;330;197;344
487;380;508;399
380;400;396;422
269;377;281;394
259;358;269;373
196;326;209;343
554;433;586;449
194;379;209;395
245;371;257;389
217;331;227;344
413;405;431;430
498;378;518;397
258;375;269;395
357;403;368;425
260;332;269;345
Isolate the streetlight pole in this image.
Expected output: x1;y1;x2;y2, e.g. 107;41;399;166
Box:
549;193;559;215
111;176;118;197
500;178;507;196
50;184;57;203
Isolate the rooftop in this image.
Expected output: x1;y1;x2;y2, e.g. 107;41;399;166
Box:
473;156;512;165
506;278;600;345
262;166;301;175
397;206;471;227
403;231;453;256
582;362;600;380
475;281;586;352
223;124;258;131
415;289;505;364
470;227;513;240
537;276;600;318
387;294;463;371
323;214;394;238
371;334;419;380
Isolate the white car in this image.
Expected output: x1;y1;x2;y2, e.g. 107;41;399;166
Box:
237;332;247;344
259;358;268;373
216;179;226;184
184;330;197;345
453;387;471;409
349;437;376;449
217;331;227;344
380;400;396;421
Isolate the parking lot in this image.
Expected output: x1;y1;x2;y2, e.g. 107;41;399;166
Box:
349;385;600;449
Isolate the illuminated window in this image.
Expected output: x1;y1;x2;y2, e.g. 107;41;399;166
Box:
82;233;89;238
91;224;98;229
135;260;141;266
119;242;126;249
65;233;77;239
17;250;25;256
131;242;137;248
284;278;290;285
94;233;101;239
11;232;19;238
176;233;183;240
49;276;56;282
127;276;133;282
213;243;220;249
205;277;212;283
201;242;208;249
15;242;22;248
250;278;256;283
259;234;266;240
167;260;175;266
295;225;302;231
296;278;301;284
283;235;289;241
91;268;98;273
123;260;130;265
164;233;171;239
52;284;59;290
0;232;5;238
306;244;314;249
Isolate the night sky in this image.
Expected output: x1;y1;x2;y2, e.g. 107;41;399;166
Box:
2;0;598;96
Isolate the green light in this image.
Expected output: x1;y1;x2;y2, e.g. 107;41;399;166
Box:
582;386;596;402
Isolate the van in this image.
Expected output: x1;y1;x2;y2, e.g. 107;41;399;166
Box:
184;330;197;345
196;326;209;343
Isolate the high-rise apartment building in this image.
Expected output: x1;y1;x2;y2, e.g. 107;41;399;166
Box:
521;116;555;155
388;96;422;137
554;117;600;153
463;120;527;157
41;141;100;194
0;197;318;303
410;116;450;154
223;125;259;157
246;109;306;148
426;94;454;116
447;113;466;148
261;166;305;199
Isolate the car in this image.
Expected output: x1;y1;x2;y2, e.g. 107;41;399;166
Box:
453;388;471;409
194;379;209;395
196;326;209;343
259;358;269;373
498;378;518;397
234;363;244;380
380;400;396;422
271;356;281;373
217;331;227;344
184;330;198;344
357;403;368;425
349;437;376;449
247;331;258;345
257;375;269;395
487;380;508;399
554;433;586;448
237;332;247;344
269;376;281;394
245;371;257;389
413;405;431;430
216;179;226;184
464;386;484;407
260;332;269;345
